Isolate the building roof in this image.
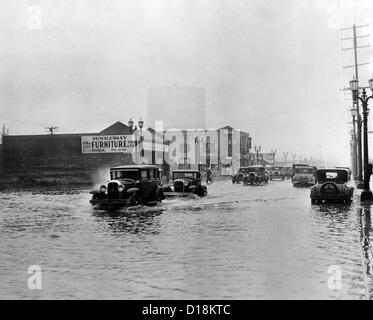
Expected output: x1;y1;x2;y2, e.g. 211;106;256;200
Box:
99;121;132;135
110;165;159;170
316;168;348;172
218;125;250;136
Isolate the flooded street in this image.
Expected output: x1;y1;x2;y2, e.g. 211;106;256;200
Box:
1;180;372;299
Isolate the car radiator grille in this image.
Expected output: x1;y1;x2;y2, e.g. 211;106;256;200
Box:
174;181;184;192
108;182;119;199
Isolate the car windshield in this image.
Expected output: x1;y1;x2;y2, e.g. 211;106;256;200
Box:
294;168;313;174
111;169;140;180
248;167;264;173
173;172;198;179
238;168;250;173
317;170;348;183
273;167;282;171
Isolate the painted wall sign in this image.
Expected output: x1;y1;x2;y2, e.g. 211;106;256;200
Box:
81;135;136;153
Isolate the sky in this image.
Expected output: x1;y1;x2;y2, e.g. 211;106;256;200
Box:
1;0;373;166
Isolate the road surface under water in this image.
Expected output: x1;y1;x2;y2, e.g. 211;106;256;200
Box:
1;179;372;299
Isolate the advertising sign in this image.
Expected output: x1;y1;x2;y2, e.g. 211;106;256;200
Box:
81;135;136;153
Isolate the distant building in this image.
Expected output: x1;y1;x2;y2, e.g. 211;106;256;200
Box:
165;126;251;175
147;85;206;130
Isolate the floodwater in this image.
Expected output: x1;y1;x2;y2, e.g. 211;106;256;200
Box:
0;180;372;299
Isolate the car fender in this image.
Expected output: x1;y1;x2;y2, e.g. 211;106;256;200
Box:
310;186;316;196
127;187;140;194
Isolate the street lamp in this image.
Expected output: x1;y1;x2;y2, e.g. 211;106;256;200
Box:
349;78;363;187
350;108;358;180
138;118;144;157
292;154;297;164
350;76;373;201
128;117;134;133
254;145;261;165
271;149;277;166
283;152;288;167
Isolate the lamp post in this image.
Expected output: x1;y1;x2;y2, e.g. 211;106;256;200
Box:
352;98;363;188
350;108;358;180
283;152;288;167
271;149;277;166
254;145;261;165
292;154;297;164
128;118;134;133
350;76;373;201
138;118;144;158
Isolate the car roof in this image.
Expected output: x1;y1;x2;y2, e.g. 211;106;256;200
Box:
173;170;199;173
316;168;348;172
110;165;159;170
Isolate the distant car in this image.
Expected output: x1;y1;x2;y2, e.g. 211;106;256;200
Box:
163;170;207;197
271;166;285;180
292;165;315;187
265;166;274;180
243;166;269;185
232;167;250;184
89;165;163;209
310;168;354;204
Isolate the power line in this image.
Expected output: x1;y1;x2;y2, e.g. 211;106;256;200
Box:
44;126;59;135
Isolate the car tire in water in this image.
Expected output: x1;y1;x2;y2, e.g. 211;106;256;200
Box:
130;193;143;206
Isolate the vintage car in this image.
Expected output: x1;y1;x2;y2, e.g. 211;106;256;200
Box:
89;165;164;209
270;166;285;180
265;166;274;180
243;166;269;185
292;164;315;187
310;168;354;204
162;170;207;197
232;167;250;184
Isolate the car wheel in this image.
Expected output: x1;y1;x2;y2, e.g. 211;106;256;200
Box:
157;190;163;203
130;193;143;206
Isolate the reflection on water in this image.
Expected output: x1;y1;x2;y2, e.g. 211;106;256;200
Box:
91;209;164;235
358;206;373;299
0;181;372;299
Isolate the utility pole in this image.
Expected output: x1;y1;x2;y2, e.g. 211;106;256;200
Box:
350;108;358;178
1;124;9;144
44;126;59;135
292;154;297;164
341;24;370;187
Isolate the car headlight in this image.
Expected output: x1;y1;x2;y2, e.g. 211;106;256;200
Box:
184;180;188;186
100;186;107;193
118;185;124;192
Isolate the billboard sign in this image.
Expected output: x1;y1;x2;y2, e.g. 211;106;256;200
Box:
81;135;136;153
